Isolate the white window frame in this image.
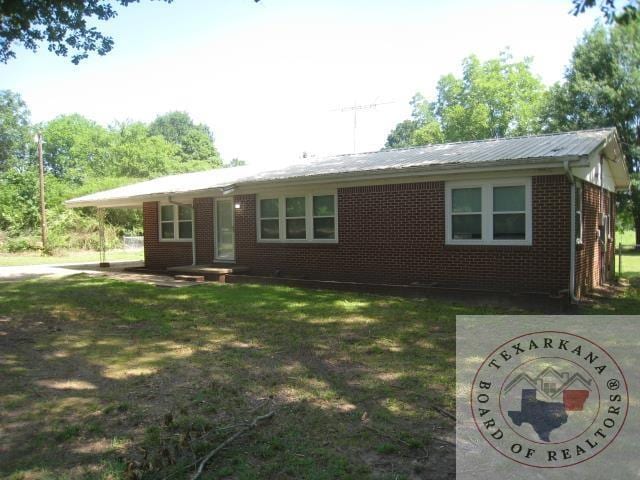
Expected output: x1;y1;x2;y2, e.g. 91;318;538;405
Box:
158;203;194;242
445;178;532;246
257;192;338;243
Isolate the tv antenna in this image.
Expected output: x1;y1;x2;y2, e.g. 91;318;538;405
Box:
332;100;395;153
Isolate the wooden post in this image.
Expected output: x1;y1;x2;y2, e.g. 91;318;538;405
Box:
97;208;109;267
37;132;47;252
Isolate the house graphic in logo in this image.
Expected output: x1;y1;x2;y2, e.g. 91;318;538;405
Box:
503;367;592;442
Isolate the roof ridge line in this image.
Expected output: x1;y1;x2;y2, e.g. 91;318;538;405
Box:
328;127;616;159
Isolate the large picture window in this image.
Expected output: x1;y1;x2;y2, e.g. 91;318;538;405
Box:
257;193;337;242
159;204;193;241
445;179;531;245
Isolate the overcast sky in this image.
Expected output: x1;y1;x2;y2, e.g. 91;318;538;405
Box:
2;0;600;168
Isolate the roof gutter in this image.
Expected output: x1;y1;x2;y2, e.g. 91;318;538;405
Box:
564;160;579;303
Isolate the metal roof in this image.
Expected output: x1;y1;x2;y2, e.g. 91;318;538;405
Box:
66;128;618;207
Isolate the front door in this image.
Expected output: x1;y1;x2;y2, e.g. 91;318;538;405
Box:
215;199;235;262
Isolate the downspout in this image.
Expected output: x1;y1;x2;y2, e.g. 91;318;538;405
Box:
564;160;579;303
168;196;196;266
599;155;606;285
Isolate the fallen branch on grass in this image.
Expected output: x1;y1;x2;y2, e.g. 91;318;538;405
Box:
430;405;455;421
190;411;275;480
362;423;412;448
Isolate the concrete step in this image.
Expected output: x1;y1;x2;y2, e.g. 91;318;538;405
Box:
174;274;205;282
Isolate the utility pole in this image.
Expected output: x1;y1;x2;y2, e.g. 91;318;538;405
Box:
36;132;47;251
333;100;395;153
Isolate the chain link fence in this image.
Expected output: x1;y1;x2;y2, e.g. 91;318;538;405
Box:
123;236;144;251
617;243;640;278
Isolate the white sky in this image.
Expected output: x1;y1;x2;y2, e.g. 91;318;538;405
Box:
1;0;600;169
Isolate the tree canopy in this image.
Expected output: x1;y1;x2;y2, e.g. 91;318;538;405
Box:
385;53;546;148
0;0;173;64
0;90;224;251
572;0;639;24
543;20;640;238
0;90;32;172
149;111;221;168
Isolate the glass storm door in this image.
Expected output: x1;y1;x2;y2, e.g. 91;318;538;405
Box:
215;199;235;262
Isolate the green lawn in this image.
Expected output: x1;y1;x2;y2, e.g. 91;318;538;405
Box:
0;250;143;267
616;229;637;247
0;273;636;479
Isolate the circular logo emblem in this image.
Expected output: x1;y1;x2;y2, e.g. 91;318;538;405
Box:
471;331;628;468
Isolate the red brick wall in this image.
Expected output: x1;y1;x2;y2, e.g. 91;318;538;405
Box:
142;202;193;269
142;175;619;296
232;175;572;294
575;183;616;296
194;197;214;264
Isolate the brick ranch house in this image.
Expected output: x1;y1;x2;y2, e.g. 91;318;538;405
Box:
67;128;630;300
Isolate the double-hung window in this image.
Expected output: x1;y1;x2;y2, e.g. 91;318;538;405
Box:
258;193;337;242
159;204;193;241
445;179;531;245
493;186;526;240
285;197;306;239
451;187;482;240
313;195;336;239
259;198;280;239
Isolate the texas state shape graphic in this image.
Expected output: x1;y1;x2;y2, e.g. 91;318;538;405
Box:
508;389;572;442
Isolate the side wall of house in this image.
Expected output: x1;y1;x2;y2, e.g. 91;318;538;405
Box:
575;182;616;297
233;175;572;294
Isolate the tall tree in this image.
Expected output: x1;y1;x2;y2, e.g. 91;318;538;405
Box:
435;52;546;142
385;94;444;149
110;121;180;177
385;119;420;149
41;114;112;181
544;21;640;242
0;90;32;172
385;52;546;148
149;111;222;168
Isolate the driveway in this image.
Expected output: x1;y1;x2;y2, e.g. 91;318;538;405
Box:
0;261;198;288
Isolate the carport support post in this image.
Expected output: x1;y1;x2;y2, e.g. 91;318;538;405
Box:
97;208;109;267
